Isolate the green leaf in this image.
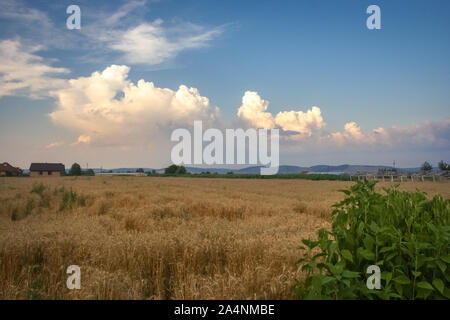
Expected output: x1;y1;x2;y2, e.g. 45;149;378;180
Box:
432;279;444;294
342;270;360;278
359;248;375;261
341;249;353;263
381;272;392;285
392;275;410;285
379;246;394;254
363;236;375;251
327;262;344;276
441;255;450;264
417;281;434;291
301;239;318;249
436;260;447;273
342;279;351;287
322;276;336;286
412;271;422;278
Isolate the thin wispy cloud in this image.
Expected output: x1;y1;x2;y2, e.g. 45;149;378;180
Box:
0;39;69;99
0;0;82;49
108;20;224;65
45;141;64;149
84;1;225;66
0;0;225;67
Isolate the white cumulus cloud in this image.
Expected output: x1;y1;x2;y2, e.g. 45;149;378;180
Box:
275;106;325;135
323;118;450;150
237;91;325;135
237;91;275;129
49;64;220;146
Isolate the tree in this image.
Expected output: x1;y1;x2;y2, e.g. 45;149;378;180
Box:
421;161;432;172
164;164;186;175
165;164;178;174
438;160;449;171
136;168;144;173
69;163;82;176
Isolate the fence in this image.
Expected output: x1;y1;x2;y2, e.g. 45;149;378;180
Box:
351;173;447;182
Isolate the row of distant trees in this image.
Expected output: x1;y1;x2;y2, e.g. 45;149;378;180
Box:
67;164;187;175
421;160;449;172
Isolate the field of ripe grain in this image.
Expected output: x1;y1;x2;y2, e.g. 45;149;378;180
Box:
0;177;449;299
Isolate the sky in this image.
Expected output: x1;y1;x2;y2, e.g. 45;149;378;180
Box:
0;0;449;169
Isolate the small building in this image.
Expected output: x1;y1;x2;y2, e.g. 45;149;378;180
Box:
0;162;21;177
29;163;65;177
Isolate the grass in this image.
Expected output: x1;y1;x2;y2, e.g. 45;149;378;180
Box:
0;176;448;299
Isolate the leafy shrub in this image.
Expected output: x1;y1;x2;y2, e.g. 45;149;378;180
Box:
295;181;450;300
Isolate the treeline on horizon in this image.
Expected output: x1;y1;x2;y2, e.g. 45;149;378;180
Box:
150;164;353;181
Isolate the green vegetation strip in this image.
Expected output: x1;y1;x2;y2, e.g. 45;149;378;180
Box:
149;172;353;181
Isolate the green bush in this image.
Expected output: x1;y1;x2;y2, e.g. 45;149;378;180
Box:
295;180;450;300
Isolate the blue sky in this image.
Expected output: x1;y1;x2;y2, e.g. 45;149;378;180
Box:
0;0;449;169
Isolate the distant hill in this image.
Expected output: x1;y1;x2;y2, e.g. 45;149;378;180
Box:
186;165;429;174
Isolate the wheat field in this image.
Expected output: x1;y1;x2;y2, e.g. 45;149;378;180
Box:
0;177;448;299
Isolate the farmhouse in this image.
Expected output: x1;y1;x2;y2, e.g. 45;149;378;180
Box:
0;162;21;176
29;163;65;177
